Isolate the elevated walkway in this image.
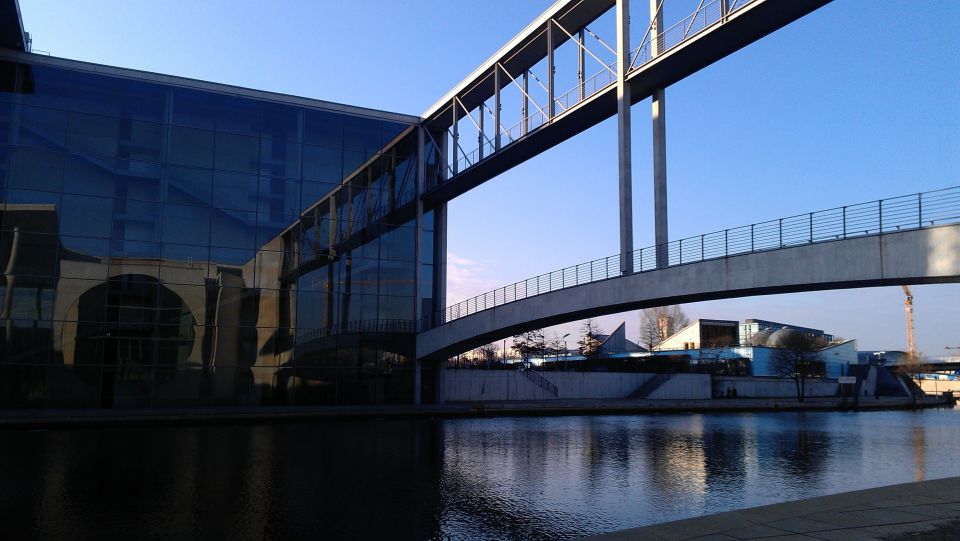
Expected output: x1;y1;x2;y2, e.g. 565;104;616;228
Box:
419;226;960;359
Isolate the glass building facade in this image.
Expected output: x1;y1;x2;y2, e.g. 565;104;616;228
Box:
0;56;440;408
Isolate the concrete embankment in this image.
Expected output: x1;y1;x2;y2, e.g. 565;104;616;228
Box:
0;395;952;428
580;476;960;541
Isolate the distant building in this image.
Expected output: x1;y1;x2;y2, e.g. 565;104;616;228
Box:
858;351;911;366
654;319;739;351
595;322;646;356
739;319;833;346
650;317;854;378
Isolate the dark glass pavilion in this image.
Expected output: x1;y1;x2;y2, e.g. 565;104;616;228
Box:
0;21;443;408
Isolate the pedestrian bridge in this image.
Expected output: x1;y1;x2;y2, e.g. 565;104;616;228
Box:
417;187;960;360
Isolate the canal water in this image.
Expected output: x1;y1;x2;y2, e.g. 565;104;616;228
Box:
3;407;959;540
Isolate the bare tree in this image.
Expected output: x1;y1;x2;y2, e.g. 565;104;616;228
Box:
770;331;827;402
512;329;545;362
639;305;691;350
578;319;604;359
477;343;499;365
546;333;566;359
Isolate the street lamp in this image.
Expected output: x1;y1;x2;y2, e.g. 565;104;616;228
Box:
561;333;571;368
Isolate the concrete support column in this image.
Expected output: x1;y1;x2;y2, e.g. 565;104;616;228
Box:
578;29;586;101
478;102;484;160
547;20;555;119
494;66;502;150
522;71;529;135
652;88;668;268
651;0;669;268
616;0;634;275
451;99;459;176
414;127;426;405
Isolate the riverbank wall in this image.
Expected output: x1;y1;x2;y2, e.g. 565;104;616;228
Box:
443;369;876;402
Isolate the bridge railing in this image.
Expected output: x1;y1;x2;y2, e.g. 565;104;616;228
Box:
426;185;960;329
450;0;760;178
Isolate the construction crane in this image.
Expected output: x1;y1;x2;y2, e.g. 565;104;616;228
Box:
902;285;917;362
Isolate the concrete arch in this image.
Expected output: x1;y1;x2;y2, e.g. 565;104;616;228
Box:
416;225;960;360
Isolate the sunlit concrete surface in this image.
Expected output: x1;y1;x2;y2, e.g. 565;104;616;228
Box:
580;476;960;540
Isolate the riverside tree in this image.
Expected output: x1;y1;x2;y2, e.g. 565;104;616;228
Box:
578;319;604;359
512;329;546;362
770;331;827;402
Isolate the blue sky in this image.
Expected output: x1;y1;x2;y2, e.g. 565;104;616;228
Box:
20;1;960;354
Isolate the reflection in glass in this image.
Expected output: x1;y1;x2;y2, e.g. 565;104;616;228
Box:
0;59;425;408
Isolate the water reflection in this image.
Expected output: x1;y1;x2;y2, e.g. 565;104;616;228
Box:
0;408;958;540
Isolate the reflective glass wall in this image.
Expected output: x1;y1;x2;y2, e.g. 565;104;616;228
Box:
0;58;427;408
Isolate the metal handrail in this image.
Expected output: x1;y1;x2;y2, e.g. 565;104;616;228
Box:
426;185;960;329
296;319;418;344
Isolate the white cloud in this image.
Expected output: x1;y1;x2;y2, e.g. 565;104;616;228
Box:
445;253;501;305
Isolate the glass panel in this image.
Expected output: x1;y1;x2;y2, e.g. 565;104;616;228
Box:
214;131;259;174
378;225;415;261
213;171;258;211
9;148;63;192
209;245;256;268
166;165;212;207
214;95;260;137
117;119;162;163
378;259;415;297
60;237;110;275
421;229;434;264
111;199;161;242
210;209;256;249
2;189;60;217
256;211;291;248
303;109;342;148
0;229;59;277
116;160;163;202
160;243;210;282
257;176;300;218
378;294;414;321
168;125;214;168
170;88;216;130
17;105;67;150
259;137;301;178
60;194;114;239
382;120;409;146
302;144;342;182
300;181;337;212
342;116;381;154
163;203;211;246
63;155;114;197
260;102;300;142
66;111;118;158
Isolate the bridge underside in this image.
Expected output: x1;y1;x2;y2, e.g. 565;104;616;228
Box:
417;225;960;360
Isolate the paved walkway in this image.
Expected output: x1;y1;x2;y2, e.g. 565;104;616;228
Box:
581;477;960;541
